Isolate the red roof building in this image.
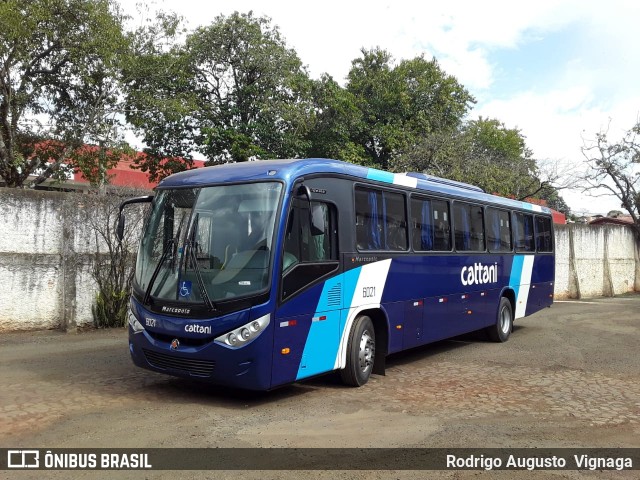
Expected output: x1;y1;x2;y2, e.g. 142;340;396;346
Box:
73;156;207;190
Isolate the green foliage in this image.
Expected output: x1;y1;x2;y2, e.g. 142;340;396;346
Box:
123;12;198;181
0;2;569;212
191;12;312;163
345;48;475;170
125;11;313;178
92;288;129;328
70;143;136;188
395;117;559;202
0;0;130;187
459;118;539;198
85;192;145;329
537;184;570;215
306;75;366;163
607;210;625;218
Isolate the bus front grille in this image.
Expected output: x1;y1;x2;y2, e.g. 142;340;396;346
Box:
142;349;215;377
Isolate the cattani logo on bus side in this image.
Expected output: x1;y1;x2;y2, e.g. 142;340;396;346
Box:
460;262;498;286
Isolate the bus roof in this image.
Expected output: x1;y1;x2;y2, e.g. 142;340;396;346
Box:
157;158;552;215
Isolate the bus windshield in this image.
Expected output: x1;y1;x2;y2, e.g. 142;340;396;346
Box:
135;182;283;306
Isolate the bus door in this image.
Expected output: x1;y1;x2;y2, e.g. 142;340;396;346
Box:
272;198;340;387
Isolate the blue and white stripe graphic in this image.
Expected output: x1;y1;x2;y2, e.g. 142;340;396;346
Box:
295;259;393;379
294;274;346;379
334;259;392;370
366;169;418;189
297;254;536;380
509;255;535;318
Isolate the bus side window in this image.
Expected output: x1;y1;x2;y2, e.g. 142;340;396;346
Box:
535;216;553;252
454;202;485;252
283;199;332;270
281;200;338;300
411;196;451;251
514;212;535;252
355;187;407;251
485;207;512;252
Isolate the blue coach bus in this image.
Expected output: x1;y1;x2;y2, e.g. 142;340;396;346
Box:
118;158;554;390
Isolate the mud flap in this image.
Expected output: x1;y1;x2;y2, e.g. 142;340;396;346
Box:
373;353;385;376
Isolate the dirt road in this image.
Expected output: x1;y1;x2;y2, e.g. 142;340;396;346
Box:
1;296;639;479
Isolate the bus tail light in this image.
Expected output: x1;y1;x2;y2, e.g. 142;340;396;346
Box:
215;314;270;349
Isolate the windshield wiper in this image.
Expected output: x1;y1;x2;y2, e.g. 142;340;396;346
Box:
184;239;216;311
144;212;186;306
183;214;216;311
142;237;175;306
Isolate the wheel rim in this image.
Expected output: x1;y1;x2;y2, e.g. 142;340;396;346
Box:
499;306;511;335
358;329;375;373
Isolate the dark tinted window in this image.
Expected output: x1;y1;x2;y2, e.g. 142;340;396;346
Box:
485;208;512;252
535;216;553;252
453;202;485;251
513;212;535;252
283;200;335;271
411;197;451;251
281;199;338;300
355;187;407;251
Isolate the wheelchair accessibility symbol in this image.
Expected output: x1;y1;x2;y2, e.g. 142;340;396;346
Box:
179;280;192;298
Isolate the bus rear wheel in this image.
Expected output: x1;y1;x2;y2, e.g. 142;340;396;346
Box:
486;297;513;342
340;315;375;387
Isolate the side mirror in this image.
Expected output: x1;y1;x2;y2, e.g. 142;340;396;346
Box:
296;184;312;200
116;195;154;243
116;213;126;242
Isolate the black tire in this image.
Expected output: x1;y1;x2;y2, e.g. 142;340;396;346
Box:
340;315;375;387
486;297;513;342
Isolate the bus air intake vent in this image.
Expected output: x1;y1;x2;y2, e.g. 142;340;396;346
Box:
326;283;342;307
142;349;215;377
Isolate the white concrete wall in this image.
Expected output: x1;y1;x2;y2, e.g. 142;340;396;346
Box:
553;224;638;299
0;188;638;331
0;189;142;332
554;227;572;299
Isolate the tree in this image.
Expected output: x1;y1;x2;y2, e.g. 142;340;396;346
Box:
581;121;640;231
83;189;147;328
395;117;570;209
0;0;130;188
305;74;366;163
459;118;540;198
191;12;312;163
125;11;313;178
123;11;199;181
346;48;475;170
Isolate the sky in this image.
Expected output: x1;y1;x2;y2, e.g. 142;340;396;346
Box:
121;0;640;215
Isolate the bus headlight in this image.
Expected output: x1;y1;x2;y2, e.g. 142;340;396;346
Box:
215;314;270;349
128;305;145;334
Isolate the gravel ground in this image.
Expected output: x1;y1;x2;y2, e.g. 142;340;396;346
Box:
1;295;639;479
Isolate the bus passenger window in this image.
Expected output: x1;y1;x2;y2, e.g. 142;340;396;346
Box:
453;203;485;251
513;213;535;252
535;216;553;252
355;187;407;251
411;197;451;251
485;208;512;252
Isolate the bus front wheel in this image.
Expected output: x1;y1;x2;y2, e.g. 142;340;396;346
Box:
486;297;513;342
340;315;375;387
